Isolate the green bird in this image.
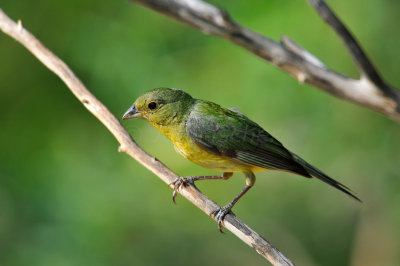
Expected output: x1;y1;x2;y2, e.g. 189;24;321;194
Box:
122;88;360;231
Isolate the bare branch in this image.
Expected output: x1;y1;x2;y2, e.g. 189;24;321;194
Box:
130;0;400;122
0;8;294;266
308;0;384;86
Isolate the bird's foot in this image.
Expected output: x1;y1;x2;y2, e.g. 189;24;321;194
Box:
212;204;234;233
168;177;195;204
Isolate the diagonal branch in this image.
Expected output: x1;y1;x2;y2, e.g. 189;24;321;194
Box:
130;0;400;122
307;0;392;95
0;8;293;266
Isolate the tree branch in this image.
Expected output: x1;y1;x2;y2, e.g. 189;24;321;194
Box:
130;0;400;122
0;8;294;266
307;0;385;87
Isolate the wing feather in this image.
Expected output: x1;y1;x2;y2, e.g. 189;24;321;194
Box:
185;100;360;201
186;100;310;177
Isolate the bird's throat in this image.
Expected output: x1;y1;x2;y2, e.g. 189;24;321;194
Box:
150;121;187;145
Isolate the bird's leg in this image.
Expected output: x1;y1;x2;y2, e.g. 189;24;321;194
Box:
213;171;255;233
169;172;233;204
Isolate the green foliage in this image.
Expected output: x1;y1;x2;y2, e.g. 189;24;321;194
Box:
1;0;399;265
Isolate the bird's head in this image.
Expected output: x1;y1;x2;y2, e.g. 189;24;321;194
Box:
122;88;194;126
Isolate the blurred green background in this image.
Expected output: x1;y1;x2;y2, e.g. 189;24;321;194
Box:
1;0;399;265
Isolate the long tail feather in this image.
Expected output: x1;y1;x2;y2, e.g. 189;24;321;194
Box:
292;153;361;202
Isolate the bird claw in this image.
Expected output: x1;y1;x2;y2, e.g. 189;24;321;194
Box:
212;205;233;233
168;177;194;204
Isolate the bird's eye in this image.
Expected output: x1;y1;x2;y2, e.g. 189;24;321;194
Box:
148;102;157;110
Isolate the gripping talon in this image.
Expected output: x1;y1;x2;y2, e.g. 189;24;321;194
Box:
169;177;193;204
212;206;233;233
172;189;178;204
216;212;225;233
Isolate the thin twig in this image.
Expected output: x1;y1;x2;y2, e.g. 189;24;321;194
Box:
0;8;294;266
130;0;400;122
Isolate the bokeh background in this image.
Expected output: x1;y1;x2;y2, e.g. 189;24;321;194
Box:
1;0;399;265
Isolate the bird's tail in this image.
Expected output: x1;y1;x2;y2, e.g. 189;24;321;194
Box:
291;153;361;202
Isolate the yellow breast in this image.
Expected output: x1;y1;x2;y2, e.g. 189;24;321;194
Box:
152;122;263;173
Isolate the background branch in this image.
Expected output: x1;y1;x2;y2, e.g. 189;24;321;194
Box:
130;0;400;122
308;0;386;87
0;8;293;266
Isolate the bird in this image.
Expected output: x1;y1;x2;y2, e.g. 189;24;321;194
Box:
122;88;360;231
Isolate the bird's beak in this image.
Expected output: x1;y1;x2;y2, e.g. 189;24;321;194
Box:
122;104;143;120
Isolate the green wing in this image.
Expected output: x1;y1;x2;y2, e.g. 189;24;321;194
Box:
186;100;361;201
186;100;311;177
